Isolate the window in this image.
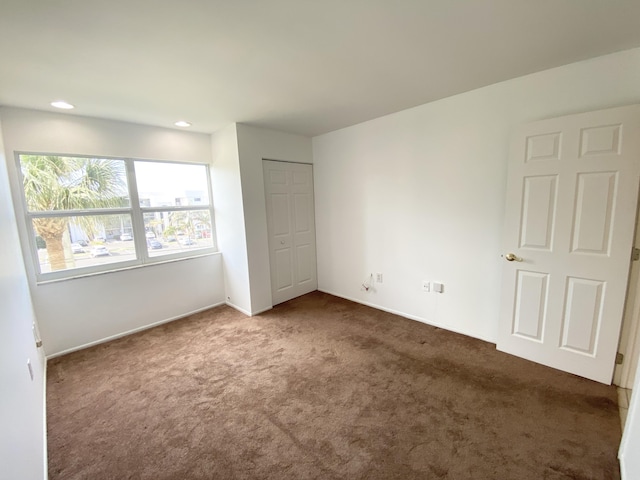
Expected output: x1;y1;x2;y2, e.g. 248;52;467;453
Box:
17;154;216;281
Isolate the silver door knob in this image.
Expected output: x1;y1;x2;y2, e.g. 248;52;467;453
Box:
505;253;523;262
280;240;285;245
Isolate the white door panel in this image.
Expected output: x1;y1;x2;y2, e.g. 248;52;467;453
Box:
512;270;548;342
560;277;604;355
571;172;616;254
264;160;318;305
498;105;640;384
274;247;293;291
520;175;557;250
271;194;291;236
294;194;311;232
296;244;313;284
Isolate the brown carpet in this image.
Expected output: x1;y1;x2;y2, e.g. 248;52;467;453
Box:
47;291;622;480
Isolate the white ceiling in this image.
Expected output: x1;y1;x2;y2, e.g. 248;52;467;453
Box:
1;0;640;137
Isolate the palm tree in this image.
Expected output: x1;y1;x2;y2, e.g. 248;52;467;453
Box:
167;210;211;239
167;211;192;238
21;155;128;271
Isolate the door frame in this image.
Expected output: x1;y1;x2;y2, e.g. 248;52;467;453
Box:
615;204;640;388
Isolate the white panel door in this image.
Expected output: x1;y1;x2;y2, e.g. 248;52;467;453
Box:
498;105;640;384
263;160;318;305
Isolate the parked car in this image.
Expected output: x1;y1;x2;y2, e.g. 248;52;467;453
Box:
120;233;133;241
145;232;156;239
148;240;163;250
179;237;196;246
91;245;110;257
71;243;85;254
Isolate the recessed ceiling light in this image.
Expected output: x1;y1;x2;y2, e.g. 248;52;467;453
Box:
50;100;75;110
174;121;192;128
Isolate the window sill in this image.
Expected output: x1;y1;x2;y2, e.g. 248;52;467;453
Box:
35;251;221;286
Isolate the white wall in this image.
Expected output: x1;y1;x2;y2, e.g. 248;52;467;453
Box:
210;124;313;315
35;254;224;356
236;124;313;313
0;117;47;479
1;108;225;355
620;368;640;478
312;47;640;343
211;124;253;314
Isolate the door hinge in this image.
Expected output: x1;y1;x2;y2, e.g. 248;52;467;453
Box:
633;248;640;261
616;352;624;365
32;323;43;348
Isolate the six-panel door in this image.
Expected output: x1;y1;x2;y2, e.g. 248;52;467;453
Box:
498;105;640;384
263;160;318;305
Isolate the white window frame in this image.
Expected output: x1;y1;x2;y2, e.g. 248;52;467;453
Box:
15;152;217;282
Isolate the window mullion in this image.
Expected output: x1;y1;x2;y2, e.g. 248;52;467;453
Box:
125;159;149;263
206;165;217;250
26;208;132;218
139;205;211;214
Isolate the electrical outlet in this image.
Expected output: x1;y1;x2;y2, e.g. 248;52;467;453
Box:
376;273;383;283
421;281;430;292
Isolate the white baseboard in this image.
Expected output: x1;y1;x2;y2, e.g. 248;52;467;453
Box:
225;302;252;316
251;306;273;316
318;288;494;344
46;301;226;359
225;302;273;317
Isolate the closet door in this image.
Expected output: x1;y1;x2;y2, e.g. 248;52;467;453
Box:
263;160;318;305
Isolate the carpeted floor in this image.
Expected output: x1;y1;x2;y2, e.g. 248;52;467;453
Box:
47;291;622;479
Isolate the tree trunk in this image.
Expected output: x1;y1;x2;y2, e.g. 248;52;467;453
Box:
33;218;68;271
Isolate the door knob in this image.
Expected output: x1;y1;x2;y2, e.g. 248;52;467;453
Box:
504;253;523;262
280;240;285;245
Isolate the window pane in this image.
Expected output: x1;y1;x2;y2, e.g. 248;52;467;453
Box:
135;161;209;207
20;155;129;212
143;210;214;257
32;214;136;273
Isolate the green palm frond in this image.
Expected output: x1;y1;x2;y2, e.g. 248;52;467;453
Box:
21;155;129;212
20;155;130;271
